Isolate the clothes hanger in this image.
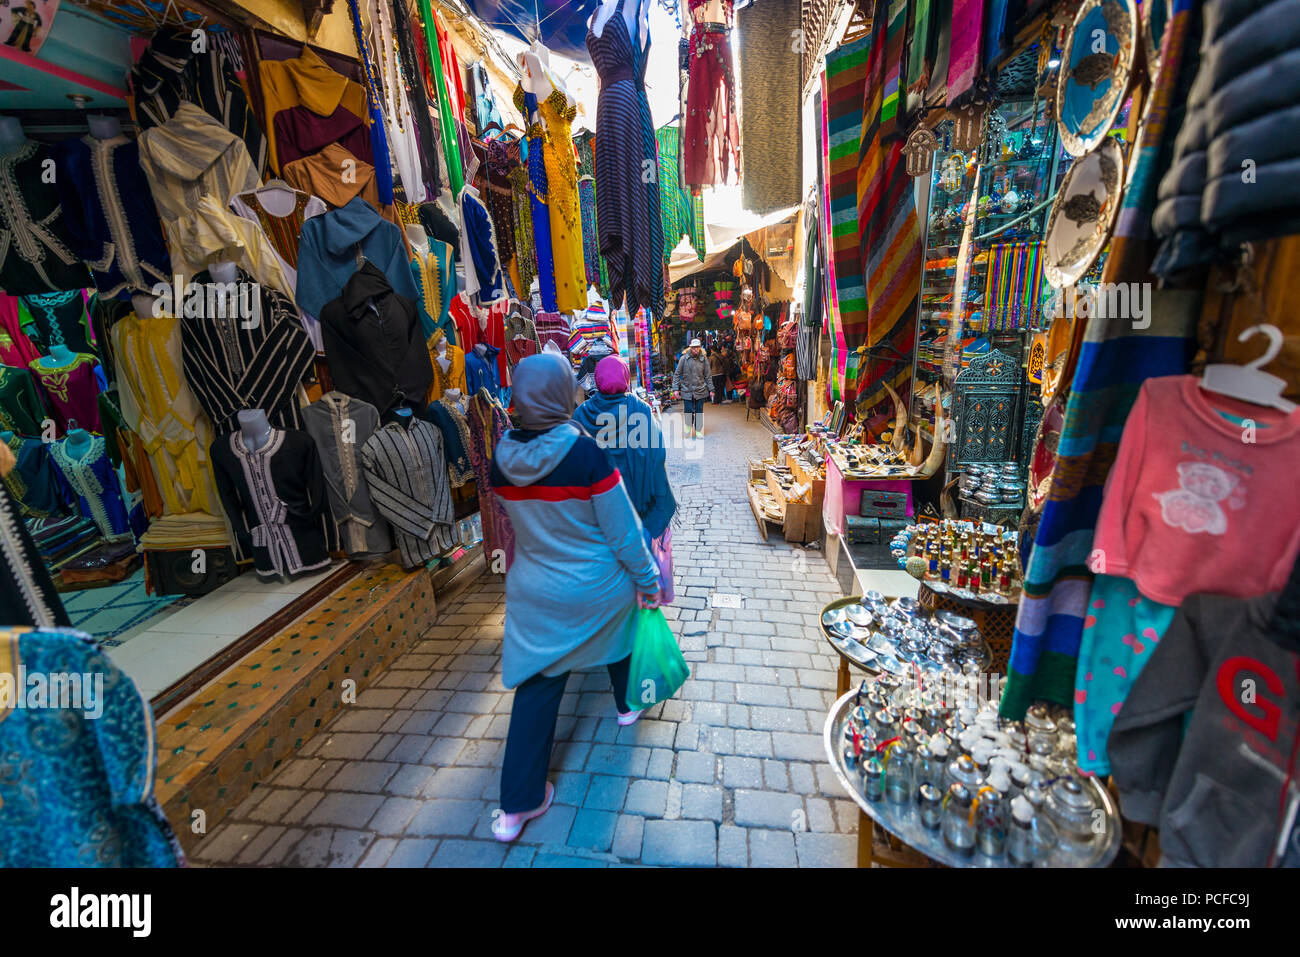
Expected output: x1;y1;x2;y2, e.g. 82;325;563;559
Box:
1200;323;1297;413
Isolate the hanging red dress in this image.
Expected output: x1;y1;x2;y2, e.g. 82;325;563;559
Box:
683;0;740;190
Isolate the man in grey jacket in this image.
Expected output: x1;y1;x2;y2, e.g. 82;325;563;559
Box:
673;338;712;438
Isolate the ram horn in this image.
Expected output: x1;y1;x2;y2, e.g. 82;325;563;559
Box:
916;390;948;478
881;380;908;451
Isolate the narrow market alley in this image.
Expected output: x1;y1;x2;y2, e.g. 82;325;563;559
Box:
193;403;859;868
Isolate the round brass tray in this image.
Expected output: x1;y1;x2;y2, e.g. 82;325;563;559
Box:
822;689;1123;868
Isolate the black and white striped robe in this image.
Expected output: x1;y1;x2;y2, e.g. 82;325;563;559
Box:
360;418;457;569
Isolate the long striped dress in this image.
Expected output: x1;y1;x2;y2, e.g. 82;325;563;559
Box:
586;0;665;319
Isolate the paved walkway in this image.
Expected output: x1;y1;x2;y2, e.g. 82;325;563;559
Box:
194;402;858;867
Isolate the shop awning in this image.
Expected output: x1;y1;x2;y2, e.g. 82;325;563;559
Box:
668;201;801;283
459;0;602;61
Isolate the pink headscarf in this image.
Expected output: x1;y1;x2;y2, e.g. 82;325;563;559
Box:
595;355;631;395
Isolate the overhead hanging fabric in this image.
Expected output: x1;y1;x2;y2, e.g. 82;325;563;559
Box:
346;0;395;205
737;0;802;214
587;0;666;318
855;0;922;432
417;0;466;196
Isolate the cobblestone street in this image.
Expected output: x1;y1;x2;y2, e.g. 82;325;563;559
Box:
194;402;858;867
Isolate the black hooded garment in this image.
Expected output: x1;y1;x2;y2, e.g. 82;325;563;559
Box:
319;261;434;414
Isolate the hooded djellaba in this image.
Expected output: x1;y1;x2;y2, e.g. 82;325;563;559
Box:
489;352;661;689
572;355;678;540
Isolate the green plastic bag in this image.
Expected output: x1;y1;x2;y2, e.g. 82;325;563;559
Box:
624;607;690;711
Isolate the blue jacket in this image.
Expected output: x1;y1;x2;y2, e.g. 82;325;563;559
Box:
490;423;658;687
296;197;418;318
572;392;677;539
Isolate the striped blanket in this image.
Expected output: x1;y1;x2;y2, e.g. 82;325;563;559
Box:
824;34;873;403
999;0;1204;718
855;0;922;434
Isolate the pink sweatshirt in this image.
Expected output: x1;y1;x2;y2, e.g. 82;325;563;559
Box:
1092;375;1300;605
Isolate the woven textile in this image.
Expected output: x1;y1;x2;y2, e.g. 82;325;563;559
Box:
946;0;985;105
587;0;666;318
999;0;1203;719
855;0;921;431
656;125;705;262
878;0;909;142
823;36;872;397
737;0;802;214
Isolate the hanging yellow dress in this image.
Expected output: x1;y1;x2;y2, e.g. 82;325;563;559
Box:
537;88;588;314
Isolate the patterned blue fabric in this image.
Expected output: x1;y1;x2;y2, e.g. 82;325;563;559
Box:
523;93;558;313
461;187;507;305
466;343;502;400
0;627;183;867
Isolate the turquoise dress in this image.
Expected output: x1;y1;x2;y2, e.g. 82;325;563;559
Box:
410;241;457;343
0;627;184;867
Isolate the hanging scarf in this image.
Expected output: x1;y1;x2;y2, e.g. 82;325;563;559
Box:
856;0;921;432
416;0;464;195
878;0;909;142
346;0;394;205
946;0;985;105
1000;0;1204;719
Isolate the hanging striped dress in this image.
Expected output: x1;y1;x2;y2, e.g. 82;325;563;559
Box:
586;0;665;319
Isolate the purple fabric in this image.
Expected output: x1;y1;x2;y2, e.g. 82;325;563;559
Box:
946;0;985;105
274;104;376;169
595;355;631;395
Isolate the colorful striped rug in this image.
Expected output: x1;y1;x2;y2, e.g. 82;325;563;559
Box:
1000;0;1203;719
824;34;873;403
818;80;846;405
855;0;922;433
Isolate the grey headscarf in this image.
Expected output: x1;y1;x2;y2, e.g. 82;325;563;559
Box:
511;352;581;430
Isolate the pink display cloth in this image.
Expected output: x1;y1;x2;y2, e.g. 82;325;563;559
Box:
820;453;914;536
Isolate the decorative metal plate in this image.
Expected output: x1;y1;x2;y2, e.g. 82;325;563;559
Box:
1043;137;1125;287
822;689;1123;868
1056;0;1138;156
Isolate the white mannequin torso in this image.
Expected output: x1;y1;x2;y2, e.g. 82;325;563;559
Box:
250;180;301;218
590;0;649;48
520;42;575;109
436;336;451;372
406;223;430;260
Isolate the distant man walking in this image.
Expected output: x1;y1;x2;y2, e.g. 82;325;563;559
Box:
673;338;712;438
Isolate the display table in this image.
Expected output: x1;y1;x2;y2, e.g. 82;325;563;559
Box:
821;455;915;538
819;595;876;696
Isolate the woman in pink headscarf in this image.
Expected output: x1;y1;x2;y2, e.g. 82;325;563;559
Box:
573;356;677;599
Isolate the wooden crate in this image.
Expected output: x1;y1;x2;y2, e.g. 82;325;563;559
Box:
785;452;827;503
747;481;784;536
783;498;824;543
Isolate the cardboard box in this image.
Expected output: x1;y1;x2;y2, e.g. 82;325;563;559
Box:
783;498;824;543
